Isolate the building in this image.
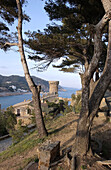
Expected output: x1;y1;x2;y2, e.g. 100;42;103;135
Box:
13;99;33;125
13;81;60;125
49;81;59;94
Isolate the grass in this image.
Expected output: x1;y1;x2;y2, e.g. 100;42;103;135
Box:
0;111;109;170
0;115;62;162
0;112;76;169
0;130;44;162
21;156;39;168
81;165;87;169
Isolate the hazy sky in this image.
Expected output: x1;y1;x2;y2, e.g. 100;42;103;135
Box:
0;0;81;89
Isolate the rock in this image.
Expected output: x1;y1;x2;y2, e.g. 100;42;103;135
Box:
100;98;108;111
37;141;60;170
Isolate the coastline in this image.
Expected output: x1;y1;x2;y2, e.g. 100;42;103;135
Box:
0;89;66;97
0;88;76;109
0;92;32;97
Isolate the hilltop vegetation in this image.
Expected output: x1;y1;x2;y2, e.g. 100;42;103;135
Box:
0;75;49;92
0;75;64;93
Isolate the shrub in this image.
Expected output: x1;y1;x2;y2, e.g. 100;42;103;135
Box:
61;100;72;115
10;120;28;144
71;94;81;113
0;111;8;136
0;106;17;136
4;106;17;131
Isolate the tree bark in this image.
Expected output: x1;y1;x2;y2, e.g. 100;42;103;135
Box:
16;0;48;137
101;0;111;13
71;2;111;169
95;68;99;81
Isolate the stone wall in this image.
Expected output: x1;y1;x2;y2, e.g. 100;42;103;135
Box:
17;116;32;125
75;90;82;96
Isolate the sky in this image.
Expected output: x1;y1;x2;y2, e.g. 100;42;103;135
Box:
0;0;81;89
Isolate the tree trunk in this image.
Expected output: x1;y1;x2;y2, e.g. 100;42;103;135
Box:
16;0;48;137
71;74;91;170
101;0;111;13
95;68;99;81
71;4;111;169
32;86;48;137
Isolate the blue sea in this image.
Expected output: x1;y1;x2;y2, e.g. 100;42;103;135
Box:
0;87;79;109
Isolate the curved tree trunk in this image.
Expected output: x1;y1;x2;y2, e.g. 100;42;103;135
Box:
71;2;111;168
16;0;48;137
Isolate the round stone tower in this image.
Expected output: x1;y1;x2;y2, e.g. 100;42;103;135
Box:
49;81;59;94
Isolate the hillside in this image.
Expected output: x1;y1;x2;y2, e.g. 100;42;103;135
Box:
0;75;63;93
0;112;110;170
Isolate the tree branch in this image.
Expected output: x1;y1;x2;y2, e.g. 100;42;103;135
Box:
87;12;110;79
1;42;18;48
101;0;111;13
89;20;111;120
96;10;111;30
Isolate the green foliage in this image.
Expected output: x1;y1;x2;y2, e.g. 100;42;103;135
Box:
10;119;28;144
4;106;17;131
44;0;104;24
0;130;44;162
0;106;17;136
34;157;39;163
29;109;36;124
25;0;107;76
81;165;87;169
25;31;68;71
1;107;27;143
44;99;72;118
46;100;65;117
71;94;81;113
10;128;26;144
0;111;7;136
71;93;76;101
0;107;29;144
0;0;18;21
0;0;29;50
0;75;49;92
18;167;23;170
61;100;72;115
0;106;18;136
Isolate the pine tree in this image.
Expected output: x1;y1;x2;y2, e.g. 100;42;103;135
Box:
25;0;111;168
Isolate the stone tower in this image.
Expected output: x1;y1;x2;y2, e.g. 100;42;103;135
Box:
49;81;59;94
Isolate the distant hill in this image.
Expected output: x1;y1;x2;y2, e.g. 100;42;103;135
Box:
0;75;63;93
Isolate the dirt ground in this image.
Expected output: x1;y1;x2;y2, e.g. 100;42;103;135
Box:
0;112;111;170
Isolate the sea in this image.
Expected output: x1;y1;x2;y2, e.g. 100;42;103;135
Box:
0;87;79;109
